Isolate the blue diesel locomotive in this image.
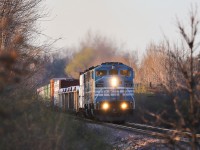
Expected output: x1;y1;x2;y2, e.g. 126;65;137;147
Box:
78;62;135;121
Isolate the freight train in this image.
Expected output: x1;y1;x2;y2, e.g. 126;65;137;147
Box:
37;62;135;122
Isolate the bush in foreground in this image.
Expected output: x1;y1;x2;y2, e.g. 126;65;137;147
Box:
0;90;111;150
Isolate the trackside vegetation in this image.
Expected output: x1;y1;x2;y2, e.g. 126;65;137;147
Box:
0;89;112;150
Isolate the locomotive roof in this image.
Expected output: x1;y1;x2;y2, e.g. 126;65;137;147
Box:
80;62;132;75
101;62;123;65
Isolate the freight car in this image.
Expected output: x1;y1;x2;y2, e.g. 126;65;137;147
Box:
58;86;80;113
37;78;79;107
38;62;135;122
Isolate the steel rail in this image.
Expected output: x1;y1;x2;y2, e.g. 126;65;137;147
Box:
125;122;200;139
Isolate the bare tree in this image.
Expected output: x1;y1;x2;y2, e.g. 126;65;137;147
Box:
65;31;138;78
0;0;46;92
174;7;200;149
140;6;200;149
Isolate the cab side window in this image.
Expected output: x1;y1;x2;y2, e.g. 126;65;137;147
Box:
96;70;107;76
120;70;131;76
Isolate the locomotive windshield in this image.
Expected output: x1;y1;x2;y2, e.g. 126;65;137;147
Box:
96;70;107;76
120;70;131;76
109;69;118;75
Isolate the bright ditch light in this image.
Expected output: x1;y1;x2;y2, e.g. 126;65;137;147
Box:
102;102;109;110
121;102;128;110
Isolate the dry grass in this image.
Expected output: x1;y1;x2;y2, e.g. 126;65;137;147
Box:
0;90;111;150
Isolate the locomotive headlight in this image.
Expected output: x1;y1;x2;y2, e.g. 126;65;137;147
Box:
102;102;109;110
111;77;118;87
121;102;128;110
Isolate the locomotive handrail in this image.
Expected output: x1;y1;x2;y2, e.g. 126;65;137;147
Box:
125;88;134;99
94;88;103;101
95;76;107;82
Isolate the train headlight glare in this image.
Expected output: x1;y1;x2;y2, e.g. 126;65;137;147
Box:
102;102;109;110
121;103;128;109
111;77;118;87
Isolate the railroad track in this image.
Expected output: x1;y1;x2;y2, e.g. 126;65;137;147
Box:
76;116;200;144
103;122;200;143
125;122;200;140
102;122;168;140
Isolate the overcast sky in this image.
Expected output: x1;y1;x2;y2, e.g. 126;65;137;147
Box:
39;0;200;57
